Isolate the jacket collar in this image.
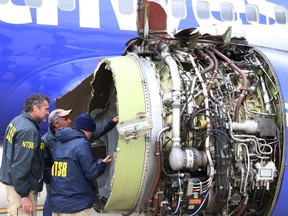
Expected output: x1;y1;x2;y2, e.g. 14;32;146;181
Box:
45;127;57;141
21;111;40;129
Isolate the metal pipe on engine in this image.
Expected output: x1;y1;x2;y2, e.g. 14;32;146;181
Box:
189;54;214;178
236;143;251;195
228;114;270;159
259;76;272;113
148;126;171;211
189;48;215;117
159;43;182;171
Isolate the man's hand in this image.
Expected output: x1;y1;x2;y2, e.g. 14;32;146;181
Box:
112;116;119;124
21;196;33;214
103;155;112;164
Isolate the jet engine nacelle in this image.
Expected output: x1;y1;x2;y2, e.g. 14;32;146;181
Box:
56;29;288;216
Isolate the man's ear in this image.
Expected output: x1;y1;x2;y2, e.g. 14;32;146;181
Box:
33;104;39;112
53;121;60;129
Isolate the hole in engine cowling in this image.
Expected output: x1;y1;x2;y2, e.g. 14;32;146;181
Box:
56;55;156;214
88;62;119;202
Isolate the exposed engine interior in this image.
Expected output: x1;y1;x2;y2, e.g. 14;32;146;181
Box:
56;28;285;216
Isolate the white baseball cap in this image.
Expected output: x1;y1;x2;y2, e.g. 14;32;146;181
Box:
48;109;72;124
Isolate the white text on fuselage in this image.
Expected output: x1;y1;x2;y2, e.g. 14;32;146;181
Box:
0;0;281;30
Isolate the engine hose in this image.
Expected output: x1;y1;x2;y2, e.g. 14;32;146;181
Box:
211;47;248;122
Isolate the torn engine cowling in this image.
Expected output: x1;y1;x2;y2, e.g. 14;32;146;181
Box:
56;30;285;216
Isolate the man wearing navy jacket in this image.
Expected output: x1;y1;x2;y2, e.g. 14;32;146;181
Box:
49;113;112;216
